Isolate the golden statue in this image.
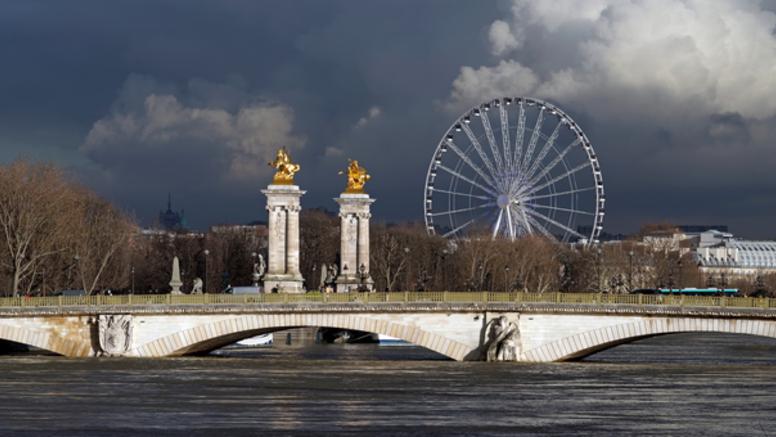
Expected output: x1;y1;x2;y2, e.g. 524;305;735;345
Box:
268;147;300;185
339;159;371;193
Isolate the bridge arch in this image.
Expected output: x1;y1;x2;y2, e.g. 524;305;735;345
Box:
522;317;776;362
0;322;91;357
135;313;473;360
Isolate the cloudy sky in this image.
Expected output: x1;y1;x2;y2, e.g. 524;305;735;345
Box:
2;0;776;238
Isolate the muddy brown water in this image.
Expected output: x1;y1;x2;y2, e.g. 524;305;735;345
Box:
0;333;775;436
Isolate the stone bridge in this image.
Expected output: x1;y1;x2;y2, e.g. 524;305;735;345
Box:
1;293;775;361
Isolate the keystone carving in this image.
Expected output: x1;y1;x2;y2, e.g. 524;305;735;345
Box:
485;315;520;362
98;314;132;357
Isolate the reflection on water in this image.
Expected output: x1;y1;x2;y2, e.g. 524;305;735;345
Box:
0;333;775;435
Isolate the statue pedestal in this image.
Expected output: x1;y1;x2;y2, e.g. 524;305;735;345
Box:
262;184;305;293
335;193;375;293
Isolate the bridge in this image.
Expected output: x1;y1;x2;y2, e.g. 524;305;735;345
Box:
1;292;775;361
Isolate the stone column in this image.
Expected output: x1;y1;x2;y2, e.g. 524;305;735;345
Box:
262;184;305;293
335;193;375;292
286;205;301;277
266;205;285;275
357;212;371;275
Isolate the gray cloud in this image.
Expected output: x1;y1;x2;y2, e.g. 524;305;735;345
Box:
2;1;776;237
83;75;304;182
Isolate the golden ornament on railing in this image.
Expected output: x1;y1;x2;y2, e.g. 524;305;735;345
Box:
268;147;300;185
339;159;370;193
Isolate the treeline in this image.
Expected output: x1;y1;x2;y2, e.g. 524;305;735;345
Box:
2;160;774;296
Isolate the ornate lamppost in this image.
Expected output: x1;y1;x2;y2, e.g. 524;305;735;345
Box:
358;263;369;292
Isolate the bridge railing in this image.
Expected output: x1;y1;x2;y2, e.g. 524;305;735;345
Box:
0;292;774;310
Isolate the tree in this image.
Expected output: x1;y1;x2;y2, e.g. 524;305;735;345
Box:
71;191;137;294
0;162;79;296
299;209;339;290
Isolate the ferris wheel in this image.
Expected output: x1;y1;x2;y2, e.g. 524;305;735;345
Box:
424;97;604;245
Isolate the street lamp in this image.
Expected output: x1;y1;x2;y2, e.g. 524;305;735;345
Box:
131;266;135;294
628;250;634;292
677;258;683;290
504;266;511;292
440;249;448;291
73;255;80;291
595;247;602;292
358;263;368;292
203;249;210;293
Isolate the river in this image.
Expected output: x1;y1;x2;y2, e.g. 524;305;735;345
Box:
0;333;775;436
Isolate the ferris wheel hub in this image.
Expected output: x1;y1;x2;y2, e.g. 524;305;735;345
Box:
497;194;511;209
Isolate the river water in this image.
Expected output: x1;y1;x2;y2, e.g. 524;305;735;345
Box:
1;333;775;436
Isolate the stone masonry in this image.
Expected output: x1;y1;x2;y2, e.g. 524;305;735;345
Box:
335;193;375;292
262;184;305;293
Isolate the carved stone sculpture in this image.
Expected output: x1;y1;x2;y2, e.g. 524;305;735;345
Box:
485;315;520;362
191;277;203;294
257;254;266;278
319;263;328;291
98;314;132;357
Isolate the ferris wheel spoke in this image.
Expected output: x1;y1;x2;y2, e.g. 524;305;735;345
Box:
505;205;516;240
520;108;544;175
521;161;591;198
499;104;512;174
429;202;495;217
480;111;504;172
527;186;595;201
445;140;499;190
430;187;491;201
527;204;595;216
525;121;562;181
513;102;526;172
442;209;491;238
523;138;581;192
521;210;554;238
524;207;584;239
461;123;500;186
513;205;532;235
492;208;504;239
437;165;499;197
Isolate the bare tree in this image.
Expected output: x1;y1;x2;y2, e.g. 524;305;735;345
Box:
72;191;137;294
0;162;79;296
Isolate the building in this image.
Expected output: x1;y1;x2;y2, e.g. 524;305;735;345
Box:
694;230;776;277
158;194;186;232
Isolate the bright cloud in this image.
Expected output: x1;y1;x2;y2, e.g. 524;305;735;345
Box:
449;1;776;119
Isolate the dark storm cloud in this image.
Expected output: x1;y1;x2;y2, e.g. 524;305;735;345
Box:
0;0;499;228
2;0;776;237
